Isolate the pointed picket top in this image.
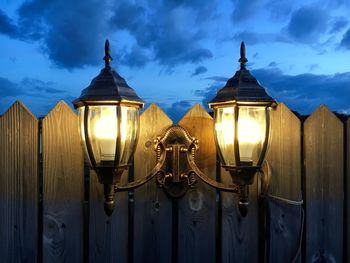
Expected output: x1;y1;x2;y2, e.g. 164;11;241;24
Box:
1;100;37;120
274;102;300;121
266;102;301;199
304;104;344;262
178;103;212;124
305;104;342;126
43;100;77;120
140;103;173;124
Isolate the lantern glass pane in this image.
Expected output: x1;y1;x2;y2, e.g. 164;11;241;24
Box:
87;105;118;166
83;105;140;168
119;106;139;165
78;106;91;165
238;106;266;165
214;107;236;166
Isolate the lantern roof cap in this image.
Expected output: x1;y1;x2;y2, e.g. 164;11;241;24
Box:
208;42;276;107
73;40;144;108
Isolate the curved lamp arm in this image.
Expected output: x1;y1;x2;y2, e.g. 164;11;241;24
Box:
187;143;239;193
114;143;166;192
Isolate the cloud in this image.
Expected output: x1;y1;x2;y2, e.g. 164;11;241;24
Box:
14;0;110;69
192;66;208;76
0;76;64;97
340;28;350;49
265;0;294;20
0;77;22;96
233;30;289;45
268;62;278;67
286;5;329;43
0;0;217;70
231;0;260;22
0;76;68;116
195;67;350;115
163;100;194;123
109;1;214;68
204;76;227;82
329;17;348;34
120;45;149;68
0;9;17;37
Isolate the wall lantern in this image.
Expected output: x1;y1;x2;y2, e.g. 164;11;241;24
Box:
73;40;276;217
73;40;144;215
208;42;277;215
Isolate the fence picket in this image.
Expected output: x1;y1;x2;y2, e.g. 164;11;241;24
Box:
177;104;216;263
265;103;303;262
0;101;38;262
133;103;173;263
42;101;84;262
304;105;344;262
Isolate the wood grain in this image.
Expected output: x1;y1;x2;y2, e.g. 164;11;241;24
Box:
304;105;344;262
177;104;216;263
0;101;38;262
265;103;302;262
221;173;259;262
89;170;129;263
133;103;173;263
42;101;84;262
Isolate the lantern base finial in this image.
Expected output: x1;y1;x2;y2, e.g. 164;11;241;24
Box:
104;184;115;216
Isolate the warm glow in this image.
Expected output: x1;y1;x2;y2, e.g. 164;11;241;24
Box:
238;117;263;144
215;107;234;145
93;106;117;139
93;106;128;142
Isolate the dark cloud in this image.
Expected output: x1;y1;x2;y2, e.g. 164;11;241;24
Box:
0;77;22;96
253;68;350;114
0;76;65;97
268;62;278;67
0;76;69;116
287;6;329;43
120;45;149;68
0;0;217;69
109;1;214;68
195;67;350;115
192;66;208;76
233;31;289;45
0;9;17;37
329;17;348;34
265;0;294;20
14;0;109;69
164;100;194;123
203;76;227;82
231;0;260;22
340;28;350;49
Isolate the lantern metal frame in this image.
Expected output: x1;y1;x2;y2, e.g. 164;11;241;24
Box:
207;41;277;215
73;40;144;215
73;40;277;217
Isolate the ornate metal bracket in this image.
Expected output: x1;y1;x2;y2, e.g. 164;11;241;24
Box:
113;124;256;216
153;125;198;198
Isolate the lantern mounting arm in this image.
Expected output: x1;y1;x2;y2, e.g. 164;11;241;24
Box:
186;143;239;193
114;143;167;192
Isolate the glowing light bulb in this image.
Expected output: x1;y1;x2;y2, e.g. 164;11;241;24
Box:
238;109;264;162
238;117;263;144
94;107;117;140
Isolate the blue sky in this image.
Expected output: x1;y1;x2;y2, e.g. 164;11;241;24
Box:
0;0;350;121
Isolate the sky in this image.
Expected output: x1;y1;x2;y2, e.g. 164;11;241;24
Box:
0;0;350;122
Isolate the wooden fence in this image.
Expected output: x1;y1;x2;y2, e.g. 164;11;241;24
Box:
0;100;348;263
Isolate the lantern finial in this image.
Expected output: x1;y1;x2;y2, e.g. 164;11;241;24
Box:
238;41;248;70
103;39;113;67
